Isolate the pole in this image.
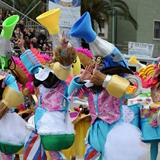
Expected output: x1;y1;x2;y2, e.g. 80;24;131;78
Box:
111;9;115;45
21;1;41;21
12;0;15;8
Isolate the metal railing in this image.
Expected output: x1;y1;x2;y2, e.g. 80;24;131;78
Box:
0;0;46;36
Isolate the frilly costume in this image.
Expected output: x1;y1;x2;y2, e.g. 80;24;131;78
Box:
133;57;160;160
68;11;147;160
0;15;28;156
20;40;78;158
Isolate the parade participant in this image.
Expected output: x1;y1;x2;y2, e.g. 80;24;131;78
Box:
0;71;26;155
68;12;147;160
135;57;160;160
62;47;93;160
0;14;28;159
17;28;77;159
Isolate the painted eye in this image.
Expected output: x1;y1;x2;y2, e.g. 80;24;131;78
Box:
73;59;77;63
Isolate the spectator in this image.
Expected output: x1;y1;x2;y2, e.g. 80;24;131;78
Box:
38;39;44;50
10;10;15;16
45;37;52;48
16;20;25;32
23;27;31;38
13;26;23;41
0;15;3;34
0;9;3;17
24;36;32;49
13;37;22;55
30;37;39;49
3;10;10;20
10;35;16;51
41;0;47;13
28;27;35;40
37;29;47;43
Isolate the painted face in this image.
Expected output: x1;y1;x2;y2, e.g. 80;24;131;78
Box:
92;56;105;69
59;1;73;7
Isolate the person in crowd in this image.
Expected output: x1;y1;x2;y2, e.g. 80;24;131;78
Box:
30;37;39;49
13;26;23;41
24;35;32;49
28;27;36;40
16;20;25;33
0;9;2;16
45;37;52;48
41;0;47;13
0;15;3;34
38;39;44;51
3;10;10;20
23;27;31;38
10;10;15;16
37;29;47;44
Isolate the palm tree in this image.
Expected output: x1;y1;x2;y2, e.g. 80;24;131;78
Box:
81;0;138;44
2;0;137;44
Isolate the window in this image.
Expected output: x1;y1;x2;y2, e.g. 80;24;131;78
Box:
100;19;105;28
154;20;160;39
97;19;108;39
98;33;105;37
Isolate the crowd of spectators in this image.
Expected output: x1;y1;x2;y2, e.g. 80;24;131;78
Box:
0;8;53;57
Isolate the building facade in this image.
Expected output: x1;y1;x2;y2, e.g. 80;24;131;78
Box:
102;0;160;57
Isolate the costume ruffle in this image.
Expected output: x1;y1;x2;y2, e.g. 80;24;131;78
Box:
37;111;75;135
0;112;27;145
104;122;147;160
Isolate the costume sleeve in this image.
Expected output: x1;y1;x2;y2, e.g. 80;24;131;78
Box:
68;76;85;98
105;75;130;98
104;75;136;98
1;74;24;109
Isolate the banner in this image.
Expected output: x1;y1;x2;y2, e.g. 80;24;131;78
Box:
49;0;81;47
128;42;154;57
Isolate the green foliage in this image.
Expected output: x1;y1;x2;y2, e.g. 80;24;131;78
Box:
81;0;138;31
2;0;138;31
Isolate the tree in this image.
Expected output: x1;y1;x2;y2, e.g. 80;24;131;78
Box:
81;0;138;44
2;0;137;44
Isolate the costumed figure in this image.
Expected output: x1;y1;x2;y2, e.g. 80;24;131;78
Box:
18;8;79;159
0;15;28;159
62;47;93;160
68;12;147;160
134;56;160;160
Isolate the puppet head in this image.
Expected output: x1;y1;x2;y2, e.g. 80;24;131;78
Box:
34;65;60;88
53;46;77;81
70;12;128;71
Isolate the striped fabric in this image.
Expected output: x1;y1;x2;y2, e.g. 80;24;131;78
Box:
84;145;101;160
23;130;47;160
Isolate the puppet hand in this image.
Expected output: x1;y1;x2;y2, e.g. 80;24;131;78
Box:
56;30;69;52
0;101;9;119
80;64;94;82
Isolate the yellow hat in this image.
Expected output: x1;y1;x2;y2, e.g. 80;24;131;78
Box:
53;62;72;81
